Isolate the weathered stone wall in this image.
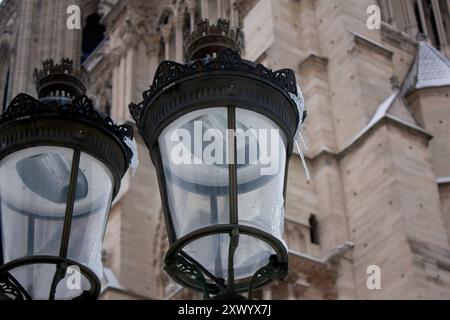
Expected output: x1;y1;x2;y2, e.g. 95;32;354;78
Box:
407;87;450;178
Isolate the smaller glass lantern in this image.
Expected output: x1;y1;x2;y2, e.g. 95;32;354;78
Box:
0;58;134;300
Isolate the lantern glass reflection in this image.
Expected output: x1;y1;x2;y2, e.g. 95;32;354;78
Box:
0;146;113;299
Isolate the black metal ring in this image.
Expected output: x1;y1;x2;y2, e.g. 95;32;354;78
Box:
164;224;288;295
0;255;100;300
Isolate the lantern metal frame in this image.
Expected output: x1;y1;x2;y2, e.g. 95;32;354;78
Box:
0;63;133;300
130;41;303;298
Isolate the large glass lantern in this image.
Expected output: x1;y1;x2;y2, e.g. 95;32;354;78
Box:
0;59;134;300
130;19;306;299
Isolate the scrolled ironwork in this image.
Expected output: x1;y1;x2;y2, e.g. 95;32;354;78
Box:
0;272;29;301
165;254;210;299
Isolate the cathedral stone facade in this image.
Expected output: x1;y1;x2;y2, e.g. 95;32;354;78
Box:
1;0;450;300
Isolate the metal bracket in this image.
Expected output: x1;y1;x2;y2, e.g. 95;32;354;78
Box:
248;255;288;300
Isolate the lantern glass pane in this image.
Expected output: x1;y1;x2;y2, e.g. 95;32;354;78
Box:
235;109;287;240
67;152;114;279
158;108;230;239
0;147;74;262
0;147;114;282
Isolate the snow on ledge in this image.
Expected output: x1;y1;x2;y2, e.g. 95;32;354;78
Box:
342;92;397;151
341;92;430;153
437;177;450;185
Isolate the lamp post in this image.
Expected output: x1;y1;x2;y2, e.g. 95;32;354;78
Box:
0;58;134;300
130;19;306;299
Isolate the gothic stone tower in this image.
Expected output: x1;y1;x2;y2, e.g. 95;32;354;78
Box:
1;0;450;300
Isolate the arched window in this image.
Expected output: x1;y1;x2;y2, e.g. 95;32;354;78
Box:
413;0;447;50
81;13;106;63
439;0;450;47
309;214;320;245
414;1;425;34
424;0;441;49
383;0;448;50
183;11;191;35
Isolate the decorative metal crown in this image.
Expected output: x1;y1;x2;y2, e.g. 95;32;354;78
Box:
129;48;298;129
33;58;87;98
0;93;134;165
184;19;244;61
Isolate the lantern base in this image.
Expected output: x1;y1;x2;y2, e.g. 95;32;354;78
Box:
164;224;288;299
0;255;100;300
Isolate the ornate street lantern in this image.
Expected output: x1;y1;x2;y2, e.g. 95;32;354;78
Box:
130;19;306;299
0;58;134;300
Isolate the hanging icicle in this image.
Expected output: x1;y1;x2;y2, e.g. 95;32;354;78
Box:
289;89;310;181
123;137;139;177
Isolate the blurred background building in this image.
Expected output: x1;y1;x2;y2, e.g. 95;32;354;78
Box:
1;0;450;299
